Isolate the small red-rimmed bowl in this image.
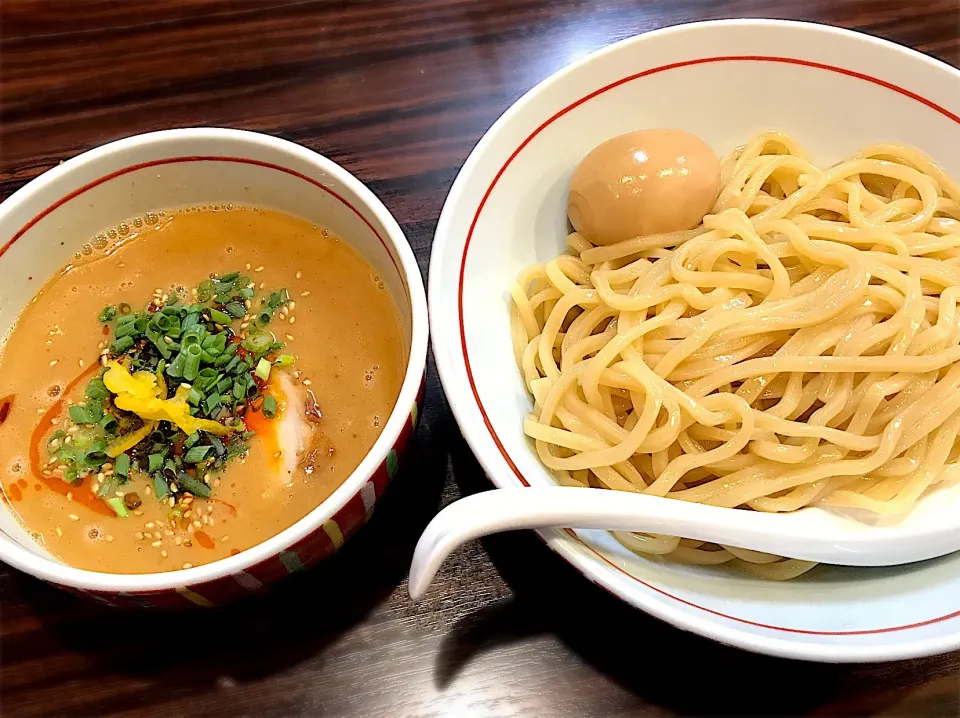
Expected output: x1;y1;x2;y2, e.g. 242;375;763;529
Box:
430;19;960;661
0;128;428;607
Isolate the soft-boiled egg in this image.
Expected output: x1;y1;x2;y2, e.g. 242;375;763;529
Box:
567;128;721;245
245;372;314;484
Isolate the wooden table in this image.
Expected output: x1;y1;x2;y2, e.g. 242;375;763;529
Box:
2;1;959;715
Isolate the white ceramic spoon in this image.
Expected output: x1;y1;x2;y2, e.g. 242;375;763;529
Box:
408;485;960;600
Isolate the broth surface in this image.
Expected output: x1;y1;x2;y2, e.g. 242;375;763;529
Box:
0;206;405;573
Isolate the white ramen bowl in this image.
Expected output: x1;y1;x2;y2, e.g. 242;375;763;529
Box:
0;128;428;607
430;19;960;661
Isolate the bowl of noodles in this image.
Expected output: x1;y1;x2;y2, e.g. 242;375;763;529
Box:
429;19;960;660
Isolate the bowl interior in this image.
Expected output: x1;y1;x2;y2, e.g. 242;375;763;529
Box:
432;20;960;659
0;130;416;570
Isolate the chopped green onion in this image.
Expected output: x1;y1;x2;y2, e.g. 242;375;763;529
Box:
114;321;139;339
118;302;132;315
98;306;118;323
256;310;273;327
184;432;200;449
266;291;286;309
204;392;222;415
275;353;296;368
184;445;212;463
224;302;246;319
63;466;80;485
153;474;171;500
114;453;131;479
187;387;203;406
255;358;271;382
262;395;278;419
98;414;118;433
239;287;254;300
106;497;129;518
176;471;212;498
96;474;120;498
220;271;240;283
69;403;102;425
196;279;216;302
209;308;231;325
148;453;164;473
181;343;203;381
242;332;273;354
209;435;226;456
85;376;110;400
111;335;135;354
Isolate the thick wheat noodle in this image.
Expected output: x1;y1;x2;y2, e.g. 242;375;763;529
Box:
510;131;960;580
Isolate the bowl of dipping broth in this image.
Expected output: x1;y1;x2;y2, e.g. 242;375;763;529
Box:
429;19;960;661
0;128;427;606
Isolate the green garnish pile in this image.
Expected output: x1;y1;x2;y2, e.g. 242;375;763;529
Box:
45;271;297;517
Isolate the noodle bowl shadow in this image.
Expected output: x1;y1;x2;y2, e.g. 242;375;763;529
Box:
429;19;960;661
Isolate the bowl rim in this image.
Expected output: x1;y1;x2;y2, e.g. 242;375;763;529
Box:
0;127;429;593
429;18;960;661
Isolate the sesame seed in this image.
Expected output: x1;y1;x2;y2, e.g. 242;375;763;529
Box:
49;360;58;367
105;535;113;543
164;336;173;344
55;527;63;537
255;265;264;272
160;550;168;558
259;282;265;290
301;291;310;297
244;299;252;310
193;520;202;529
182;563;193;569
289;316;296;324
245;263;251;270
78;359;85;368
68;513;79;521
145;522;155;530
154;531;162;540
170;483;178;492
273;451;282;459
221;535;229;542
303;379;312;386
66;491;73;502
296;271;302;279
151;540;162;547
289;301;296;310
175;537;182;545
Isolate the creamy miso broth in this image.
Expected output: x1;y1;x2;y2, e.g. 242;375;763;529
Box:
0;206;405;573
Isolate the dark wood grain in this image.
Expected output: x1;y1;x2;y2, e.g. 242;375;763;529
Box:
1;1;959;716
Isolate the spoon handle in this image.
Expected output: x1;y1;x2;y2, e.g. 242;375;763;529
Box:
407;486;754;600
